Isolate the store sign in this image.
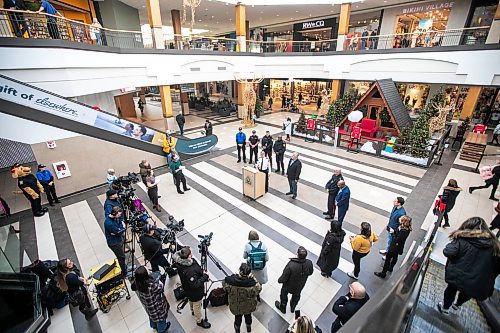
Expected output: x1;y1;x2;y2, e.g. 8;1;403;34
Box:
180;83;195;93
307;118;316;130
302;20;325;30
402;1;454;14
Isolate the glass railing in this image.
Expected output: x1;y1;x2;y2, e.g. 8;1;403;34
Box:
0;9;494;52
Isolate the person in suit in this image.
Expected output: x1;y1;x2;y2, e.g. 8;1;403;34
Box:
4;0;30;38
255;151;270;193
324;168;343;220
336;180;350;225
331;282;370;332
285;152;302;199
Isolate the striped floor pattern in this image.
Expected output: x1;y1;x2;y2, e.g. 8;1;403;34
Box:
7;141;428;333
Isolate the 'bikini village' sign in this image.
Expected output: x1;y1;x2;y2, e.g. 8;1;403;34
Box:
402;1;454;14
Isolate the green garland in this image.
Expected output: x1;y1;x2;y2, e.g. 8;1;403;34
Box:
326;92;357;126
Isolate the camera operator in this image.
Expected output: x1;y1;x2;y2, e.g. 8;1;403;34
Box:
104;189;121;217
104;206;127;278
139;224;172;272
172;247;211;329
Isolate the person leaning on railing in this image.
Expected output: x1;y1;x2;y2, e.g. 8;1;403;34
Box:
36;0;63;39
3;0;30;37
90;18;102;45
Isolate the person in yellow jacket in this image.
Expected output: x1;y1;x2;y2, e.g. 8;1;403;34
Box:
162;130;177;163
348;222;378;280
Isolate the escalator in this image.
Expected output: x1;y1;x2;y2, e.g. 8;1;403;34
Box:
0;74;217;156
339;210;499;333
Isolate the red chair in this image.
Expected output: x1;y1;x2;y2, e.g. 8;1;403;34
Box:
473;124;486;134
360;119;379;138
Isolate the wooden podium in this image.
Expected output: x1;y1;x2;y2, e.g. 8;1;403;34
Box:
242;166;266;200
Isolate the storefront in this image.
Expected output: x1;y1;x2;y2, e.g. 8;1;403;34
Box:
346;81;372;98
262;25;294;52
345;11;382;50
269;79;330;106
472;87;499;124
465;0;497;44
444;85;470;119
292;18;337;52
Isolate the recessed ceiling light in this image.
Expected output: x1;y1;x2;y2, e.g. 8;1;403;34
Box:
309;14;312;17
205;8;208;11
260;11;263;14
356;5;359;8
330;10;333;12
276;14;279;16
216;21;219;24
141;5;145;7
295;10;299;13
290;17;293;19
198;19;202;22
229;18;232;21
211;15;215;18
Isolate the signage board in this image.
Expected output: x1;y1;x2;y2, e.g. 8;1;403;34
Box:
302;20;325;30
180;83;195;93
401;1;454;14
174;135;218;155
307;118;316;131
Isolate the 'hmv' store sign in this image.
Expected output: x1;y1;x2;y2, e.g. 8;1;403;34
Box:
302;20;325;30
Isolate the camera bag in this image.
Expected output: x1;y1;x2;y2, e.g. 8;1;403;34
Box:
207;287;228;307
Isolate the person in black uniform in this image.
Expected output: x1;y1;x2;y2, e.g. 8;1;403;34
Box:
11;163;47;217
139;224;171;272
36;164;60;206
261;131;273;171
324;168;343;220
273;135;286;175
248;130;259;164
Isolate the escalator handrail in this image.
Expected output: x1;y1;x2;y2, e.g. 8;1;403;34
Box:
338;209;444;333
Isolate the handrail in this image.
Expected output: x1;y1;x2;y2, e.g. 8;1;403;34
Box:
0;8;494;51
338;208;445;333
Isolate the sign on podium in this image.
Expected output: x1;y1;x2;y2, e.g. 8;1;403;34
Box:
242;166;266;200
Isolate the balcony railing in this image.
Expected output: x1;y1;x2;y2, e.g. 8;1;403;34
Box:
0;9;494;53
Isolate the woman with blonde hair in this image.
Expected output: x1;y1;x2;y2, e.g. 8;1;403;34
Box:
374;215;412;278
286;315;321;333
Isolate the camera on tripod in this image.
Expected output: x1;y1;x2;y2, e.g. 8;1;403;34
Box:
198;233;213;253
116;172;140;188
129;212;149;233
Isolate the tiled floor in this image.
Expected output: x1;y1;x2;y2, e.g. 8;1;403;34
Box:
2;119;497;333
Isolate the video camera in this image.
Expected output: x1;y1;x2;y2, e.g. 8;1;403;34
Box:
117;172;140;187
155;216;185;244
129;211;149;233
198;233;213;254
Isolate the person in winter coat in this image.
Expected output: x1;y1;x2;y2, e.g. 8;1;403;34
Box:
374;215;412;278
172;247;211;329
437;217;500;314
317;221;345;277
348;222;378;280
223;263;262;333
283;117;292;141
261;131;274;170
133;266;170;333
145;170;161;212
57;258;98;321
490;202;500;238
273;135;287;175
169;154;190;194
331;282;370;332
469;163;500;201
324;168;343;220
440;179;462;228
243;230;269;286
275;246;314;314
139;159;152;184
380;197;406;255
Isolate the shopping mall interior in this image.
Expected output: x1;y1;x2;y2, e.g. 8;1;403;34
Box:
0;0;499;332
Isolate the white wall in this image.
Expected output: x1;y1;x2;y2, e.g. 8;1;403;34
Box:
74;90;122;115
0;113;80;144
1;46;499;98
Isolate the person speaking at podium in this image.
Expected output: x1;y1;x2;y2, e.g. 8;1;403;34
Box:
255;151;270;193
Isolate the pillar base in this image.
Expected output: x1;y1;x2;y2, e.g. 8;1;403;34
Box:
181;102;190;115
163;116;176;133
152;27;165;49
337;35;346;51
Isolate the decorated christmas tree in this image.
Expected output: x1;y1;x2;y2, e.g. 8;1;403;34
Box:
395;125;411;154
254;98;264;118
326;92;357;126
296;111;307;133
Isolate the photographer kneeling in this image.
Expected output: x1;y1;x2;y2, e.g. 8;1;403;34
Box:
139;224;171;273
173;247;211;329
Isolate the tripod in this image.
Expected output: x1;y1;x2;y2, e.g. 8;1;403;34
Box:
199;241;229;324
124;224;139;279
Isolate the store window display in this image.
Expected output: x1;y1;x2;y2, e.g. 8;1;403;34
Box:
348;81;372;98
444;86;469;119
269;79;330;113
345;15;380;51
393;8;451;48
472;88;499;124
465;0;497;45
397;83;430;115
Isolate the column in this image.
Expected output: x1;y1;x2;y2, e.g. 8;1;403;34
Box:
336;3;351;51
459;86;482;120
146;0;164;49
171;9;182;49
486;1;500;44
180;89;190;115
235;3;246;52
330;80;341;102
159;85;174;130
237;81;245;119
